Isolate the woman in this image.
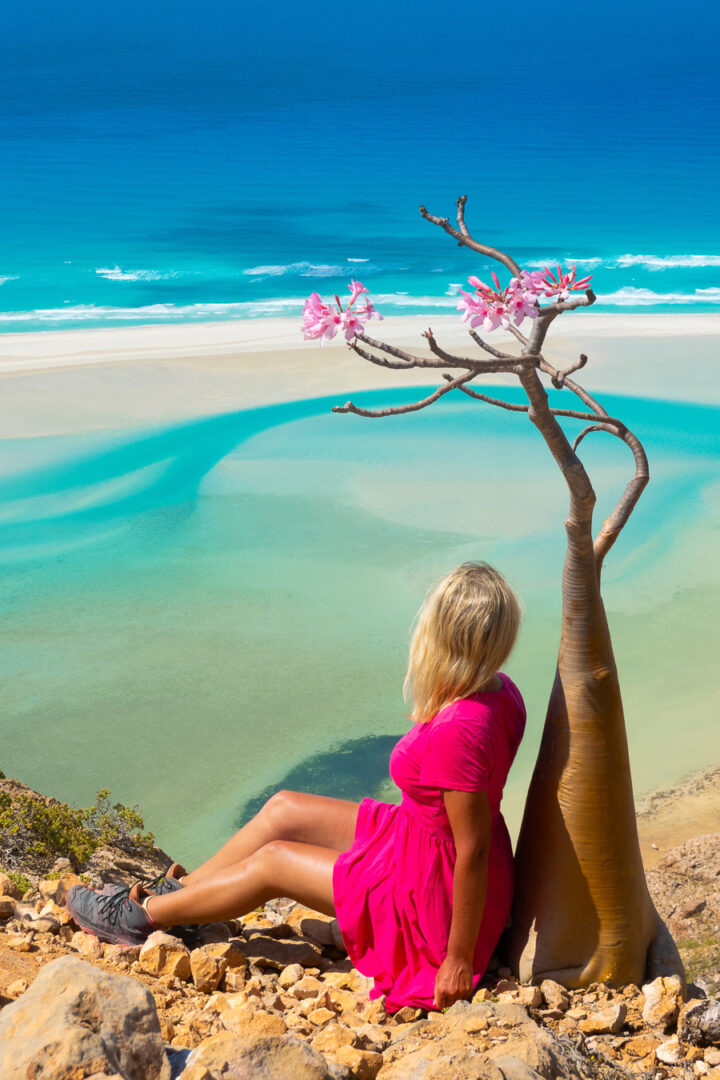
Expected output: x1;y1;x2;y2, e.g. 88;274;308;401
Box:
67;561;525;1012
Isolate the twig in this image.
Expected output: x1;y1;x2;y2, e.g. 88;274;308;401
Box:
332;371;478;418
420;196;522;278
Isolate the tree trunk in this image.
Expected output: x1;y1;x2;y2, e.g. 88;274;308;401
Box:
509;517;684;986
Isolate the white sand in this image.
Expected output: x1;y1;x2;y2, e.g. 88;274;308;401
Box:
0;313;718;437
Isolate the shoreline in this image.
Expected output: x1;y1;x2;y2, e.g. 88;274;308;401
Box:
0;312;719;439
637;765;720;869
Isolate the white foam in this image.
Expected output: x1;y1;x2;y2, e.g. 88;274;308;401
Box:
616;254;720;270
525;257;603;270
242;262;350;278
0;298;305;325
599;286;720;305
95;266;180;282
346;257;369;263
0;275;19;285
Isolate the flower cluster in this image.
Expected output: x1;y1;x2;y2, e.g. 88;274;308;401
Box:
457;265;593;333
301;280;383;344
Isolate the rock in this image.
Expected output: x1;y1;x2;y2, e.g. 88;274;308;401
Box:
473;987;493;1003
39;873;81;904
292;974;325;999
330;1044;383;1079
238;933;325;970
6;932;33;951
0;873;22;899
191;948;228;993
540;979;569;1012
311;1022;359;1053
680;899;708;919
623;1033;659;1061
354;1022;391;1051
6;978;29;996
516;985;543;1008
579;1002;627;1034
279;962;306;988
220;1003;288;1038
187;1032;332;1079
656;1035;683;1064
139;931;192;981
72;929;105;959
309;1006;337;1026
393;1006;424;1023
105;943;142;968
287;905;337;946
204;941;247;969
0;895;17;918
642;975;684;1031
223;968;247;992
680;998;720;1047
495;978;518;993
28;916;61;934
706;1049;720;1066
0;954;170;1079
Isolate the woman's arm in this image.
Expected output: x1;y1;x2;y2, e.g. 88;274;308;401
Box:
433;788;492;1010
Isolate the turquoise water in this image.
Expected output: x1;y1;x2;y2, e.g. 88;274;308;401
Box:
1;388;718;865
1;1;719;327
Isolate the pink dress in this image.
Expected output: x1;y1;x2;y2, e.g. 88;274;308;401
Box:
332;672;526;1012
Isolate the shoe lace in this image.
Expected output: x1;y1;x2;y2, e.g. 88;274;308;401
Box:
96;887;136;927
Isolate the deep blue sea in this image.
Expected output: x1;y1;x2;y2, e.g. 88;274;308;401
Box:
1;0;719;330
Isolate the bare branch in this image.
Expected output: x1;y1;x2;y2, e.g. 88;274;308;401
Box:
573;424;609;450
568;420;650;564
422;328;476;366
538;357;608;417
442;378;529;413
420;196;522;278
551;353;588;388
332;371;478;419
356;333;424;366
537;289;597;318
467;329;519;361
507;323;529;347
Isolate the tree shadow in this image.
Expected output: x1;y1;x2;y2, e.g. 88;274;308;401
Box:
235;734;400;827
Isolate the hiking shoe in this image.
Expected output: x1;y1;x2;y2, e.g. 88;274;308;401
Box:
66;882;155;945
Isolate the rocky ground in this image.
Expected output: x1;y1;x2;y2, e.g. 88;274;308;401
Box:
0;775;718;1080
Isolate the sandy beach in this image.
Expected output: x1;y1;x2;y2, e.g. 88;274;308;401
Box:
0;313;719;438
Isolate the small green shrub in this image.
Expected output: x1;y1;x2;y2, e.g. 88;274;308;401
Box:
0;789;154;873
7;870;32;896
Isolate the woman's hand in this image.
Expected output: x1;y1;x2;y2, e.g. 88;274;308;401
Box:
433;953;474;1010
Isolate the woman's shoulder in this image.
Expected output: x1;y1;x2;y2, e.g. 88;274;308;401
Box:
435;674;526;733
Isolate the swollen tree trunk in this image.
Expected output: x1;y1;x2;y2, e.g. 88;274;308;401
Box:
508;368;684;987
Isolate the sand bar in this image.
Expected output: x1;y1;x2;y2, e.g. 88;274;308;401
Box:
0;313;718;438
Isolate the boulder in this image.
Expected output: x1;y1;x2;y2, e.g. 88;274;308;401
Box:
72;930;104;960
191;948;228;993
279;962;306;988
39;873;81;904
540;980;569;1012
330;1044;383;1079
237;933;324;970
655;1034;683;1064
0;954;170;1079
186;1032;332;1079
579;1002;627;1035
680;998;720;1047
642;974;684;1031
139;931;192;981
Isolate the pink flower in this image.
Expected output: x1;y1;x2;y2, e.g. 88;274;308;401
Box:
458;270;539;332
519;269;547;295
302;292;342;343
542;265;593;301
301;281;382;344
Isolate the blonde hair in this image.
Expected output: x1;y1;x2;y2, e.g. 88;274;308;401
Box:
404;562;521;722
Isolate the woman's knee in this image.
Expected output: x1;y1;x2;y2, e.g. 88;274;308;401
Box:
259;790;302;834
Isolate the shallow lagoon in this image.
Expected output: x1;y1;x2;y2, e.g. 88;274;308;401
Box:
1;387;718;866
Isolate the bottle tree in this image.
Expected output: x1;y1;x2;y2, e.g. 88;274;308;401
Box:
302;197;684;988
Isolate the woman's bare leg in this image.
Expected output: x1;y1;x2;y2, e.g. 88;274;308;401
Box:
147;840;338;925
181;791;360;887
